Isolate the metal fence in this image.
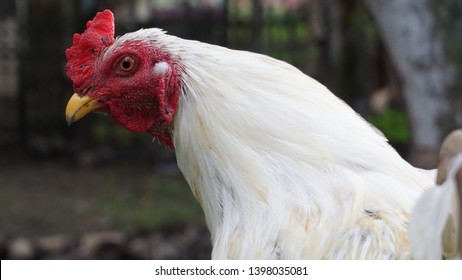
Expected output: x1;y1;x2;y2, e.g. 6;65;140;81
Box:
0;0;317;155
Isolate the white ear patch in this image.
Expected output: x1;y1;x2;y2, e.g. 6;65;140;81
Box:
153;61;170;76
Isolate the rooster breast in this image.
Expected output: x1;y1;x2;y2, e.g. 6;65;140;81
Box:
136;28;434;259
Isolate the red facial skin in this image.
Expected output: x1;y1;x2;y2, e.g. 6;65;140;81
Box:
89;41;180;148
65;10;179;148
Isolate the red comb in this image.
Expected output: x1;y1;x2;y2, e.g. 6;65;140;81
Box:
65;9;115;92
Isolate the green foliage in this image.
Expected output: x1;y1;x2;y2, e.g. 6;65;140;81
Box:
351;2;380;44
433;0;462;95
367;109;411;144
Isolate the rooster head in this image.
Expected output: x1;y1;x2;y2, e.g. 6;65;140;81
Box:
65;10;180;148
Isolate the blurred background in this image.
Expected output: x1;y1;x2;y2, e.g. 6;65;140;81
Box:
0;0;461;259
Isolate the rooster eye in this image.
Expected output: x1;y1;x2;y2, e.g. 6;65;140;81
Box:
117;56;136;73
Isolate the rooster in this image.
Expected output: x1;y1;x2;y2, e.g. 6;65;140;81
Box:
65;10;435;259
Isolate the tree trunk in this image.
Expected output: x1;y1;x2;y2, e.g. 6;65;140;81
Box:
363;0;456;168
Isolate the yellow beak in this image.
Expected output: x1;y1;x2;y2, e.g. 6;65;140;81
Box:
65;93;103;125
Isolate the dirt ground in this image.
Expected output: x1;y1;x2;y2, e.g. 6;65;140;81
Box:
0;154;205;239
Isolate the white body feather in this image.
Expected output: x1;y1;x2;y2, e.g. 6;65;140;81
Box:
116;29;434;259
